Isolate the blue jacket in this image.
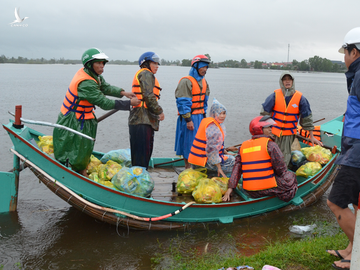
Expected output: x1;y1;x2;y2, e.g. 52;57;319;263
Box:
336;57;360;168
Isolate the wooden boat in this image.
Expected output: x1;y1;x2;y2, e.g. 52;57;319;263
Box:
0;113;343;230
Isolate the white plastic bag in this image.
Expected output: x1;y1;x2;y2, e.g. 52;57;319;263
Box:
289;224;316;234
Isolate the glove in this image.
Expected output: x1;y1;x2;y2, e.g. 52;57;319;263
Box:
114;100;130;111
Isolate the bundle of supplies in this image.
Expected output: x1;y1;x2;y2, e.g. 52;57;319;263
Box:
36;136;54;155
100;149;131;167
176;168;207;194
111;166;154;197
300;145;332;165
295;162;322;178
192;178;223;204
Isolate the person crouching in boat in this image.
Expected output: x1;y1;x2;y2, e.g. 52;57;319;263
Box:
222;116;298;202
188;98;235;178
129;52;164;170
53;48;140;177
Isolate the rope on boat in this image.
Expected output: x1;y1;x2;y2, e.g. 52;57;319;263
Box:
10;149;195;222
143;201;195;221
8;111;95;141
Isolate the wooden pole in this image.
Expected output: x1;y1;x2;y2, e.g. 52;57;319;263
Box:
351;193;360;269
154;158;184;167
97;109;119;123
9;154;20;211
313;118;325;124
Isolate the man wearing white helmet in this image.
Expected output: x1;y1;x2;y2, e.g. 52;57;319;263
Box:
53;48;139;177
327;27;360;270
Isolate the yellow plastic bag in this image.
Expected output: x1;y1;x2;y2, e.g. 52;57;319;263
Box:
301;145;332;165
176;168;207;194
97;160;122;181
89;172;100;182
192;178;222;204
89;172;117;189
37;135;54;154
296;162;322;178
211;177;229;195
86;155;102;174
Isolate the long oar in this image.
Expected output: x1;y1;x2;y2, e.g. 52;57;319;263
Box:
154;158;185;167
313;118;325;124
97;109;119;123
225;118;325;152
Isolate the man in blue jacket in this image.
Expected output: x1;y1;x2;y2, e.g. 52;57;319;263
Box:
327;27;360;270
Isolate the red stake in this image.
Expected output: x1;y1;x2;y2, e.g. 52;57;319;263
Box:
13;105;24;129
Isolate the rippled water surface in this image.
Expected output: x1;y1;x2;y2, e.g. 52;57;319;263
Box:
0;64;347;269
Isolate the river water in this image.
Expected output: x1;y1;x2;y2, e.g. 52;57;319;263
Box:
0;64;348;269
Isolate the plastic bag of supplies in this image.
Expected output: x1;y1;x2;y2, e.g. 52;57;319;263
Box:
86;155;102;174
192;178;223;204
301;145;332;165
89;172;117;189
100;149;131;167
97;160;122;181
176;168;207;194
211;177;229;195
291;150;306;166
36;135;54;155
295;162;322;178
111;166;154;197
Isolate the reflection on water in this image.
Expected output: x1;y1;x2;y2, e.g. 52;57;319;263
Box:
0;65;347;269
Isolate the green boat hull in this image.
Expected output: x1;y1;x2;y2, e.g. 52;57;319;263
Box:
1;116;343;230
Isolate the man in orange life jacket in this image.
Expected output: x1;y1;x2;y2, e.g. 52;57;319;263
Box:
53;48;140;177
260;72;322;166
222;116;298;202
129;52;164;169
174;55;211;169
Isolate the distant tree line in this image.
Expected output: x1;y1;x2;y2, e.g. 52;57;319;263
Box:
215;55;345;72
0;54;346;72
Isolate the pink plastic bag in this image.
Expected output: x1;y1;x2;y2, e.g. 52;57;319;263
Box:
262;266;281;270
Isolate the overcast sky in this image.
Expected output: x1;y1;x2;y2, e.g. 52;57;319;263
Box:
2;0;359;63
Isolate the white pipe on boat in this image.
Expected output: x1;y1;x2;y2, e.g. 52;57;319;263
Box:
8;111;95;141
10;149;195;222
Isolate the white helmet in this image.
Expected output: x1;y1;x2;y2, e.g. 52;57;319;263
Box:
339;27;360;54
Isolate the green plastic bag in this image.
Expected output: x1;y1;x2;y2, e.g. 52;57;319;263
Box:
296;162;322;178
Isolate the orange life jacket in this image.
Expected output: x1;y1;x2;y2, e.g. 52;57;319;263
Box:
177;76;207;115
131;68;161;108
297;125;322;145
188;117;228;167
271;89;303;137
60;68;97;125
240;137;277;191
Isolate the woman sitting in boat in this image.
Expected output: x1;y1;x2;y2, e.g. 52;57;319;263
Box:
53;48;140;177
188;98;235;178
222;116;298;202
